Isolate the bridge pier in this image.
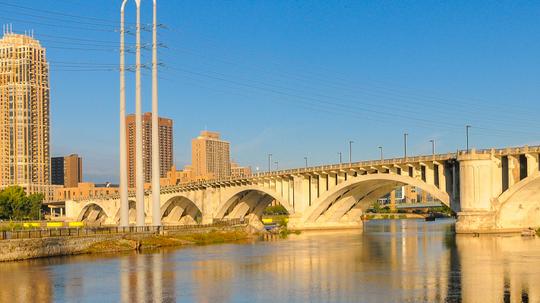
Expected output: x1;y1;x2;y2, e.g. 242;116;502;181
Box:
455;151;497;233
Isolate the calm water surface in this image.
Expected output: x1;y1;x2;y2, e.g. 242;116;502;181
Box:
1;219;540;303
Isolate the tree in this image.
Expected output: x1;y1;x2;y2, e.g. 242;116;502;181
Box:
0;186;43;220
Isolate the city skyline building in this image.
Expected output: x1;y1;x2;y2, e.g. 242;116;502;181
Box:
126;112;173;188
191;131;231;180
231;162;252;178
0;30;51;199
51;154;83;188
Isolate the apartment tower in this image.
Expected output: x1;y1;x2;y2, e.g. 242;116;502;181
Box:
126;112;173;188
51;154;83;188
0;29;50;195
192;131;231;180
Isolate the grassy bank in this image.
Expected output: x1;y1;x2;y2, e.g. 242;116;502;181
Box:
82;228;251;255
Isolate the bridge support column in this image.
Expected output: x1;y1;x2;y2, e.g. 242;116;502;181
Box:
526;153;539;177
389;190;396;212
508;155;520;188
456;151;497;233
328;173;336;189
318;174;327;196
293;175;310;213
201;189;215;224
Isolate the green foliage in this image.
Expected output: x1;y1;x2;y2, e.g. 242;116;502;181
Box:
263;204;289;215
0;186;43;220
431;204;455;216
369;201;391;213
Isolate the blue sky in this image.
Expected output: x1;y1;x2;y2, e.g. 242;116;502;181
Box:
2;1;539;182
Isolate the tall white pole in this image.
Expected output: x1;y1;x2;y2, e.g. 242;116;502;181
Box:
151;0;161;226
135;0;145;227
119;0;129;227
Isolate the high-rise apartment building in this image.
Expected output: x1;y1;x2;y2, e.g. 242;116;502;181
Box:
51;154;83;188
192;131;231;180
0;31;51;197
126;112;173;188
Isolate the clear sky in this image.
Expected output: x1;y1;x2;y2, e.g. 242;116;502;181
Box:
2;1;539;182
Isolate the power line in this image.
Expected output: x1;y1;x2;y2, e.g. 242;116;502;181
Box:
0;1;135;26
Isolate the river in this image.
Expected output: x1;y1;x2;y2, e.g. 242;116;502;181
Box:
1;219;540;302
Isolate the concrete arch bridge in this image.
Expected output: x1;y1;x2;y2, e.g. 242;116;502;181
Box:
65;145;540;233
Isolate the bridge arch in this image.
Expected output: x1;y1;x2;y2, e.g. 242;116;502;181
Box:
160;195;202;225
77;202;114;224
301;173;450;224
494;172;540;229
215;186;294;220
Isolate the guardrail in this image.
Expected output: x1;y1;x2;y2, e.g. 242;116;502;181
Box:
0;219;245;240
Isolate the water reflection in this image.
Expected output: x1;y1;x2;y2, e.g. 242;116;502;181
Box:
457;234;540;303
119;253;176;303
0;220;540;302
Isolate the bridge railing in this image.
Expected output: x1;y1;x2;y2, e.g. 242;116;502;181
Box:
0;218;245;241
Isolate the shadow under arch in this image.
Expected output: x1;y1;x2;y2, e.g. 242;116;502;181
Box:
301;173;450;223
160;195;202;225
494;172;540;229
215;186;293;220
77;202;111;224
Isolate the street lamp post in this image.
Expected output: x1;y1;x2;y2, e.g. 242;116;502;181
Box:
338;152;342;164
429;139;435;156
404;133;408;159
466;125;471;152
304;157;308;168
268;154;272;172
274;161;279;171
378;146;383;160
349;140;354;165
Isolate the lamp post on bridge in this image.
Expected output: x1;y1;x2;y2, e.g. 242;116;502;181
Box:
338;152;342;164
403;133;408;159
304;157;308;168
349;140;354;165
268;154;272;173
466;125;471;152
274;161;279;171
378;146;383;160
429;139;435;156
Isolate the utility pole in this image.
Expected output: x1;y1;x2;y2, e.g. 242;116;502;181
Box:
134;0;145;227
151;0;161;226
119;0;129;227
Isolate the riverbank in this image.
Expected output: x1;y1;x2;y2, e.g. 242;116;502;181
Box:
0;226;251;262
